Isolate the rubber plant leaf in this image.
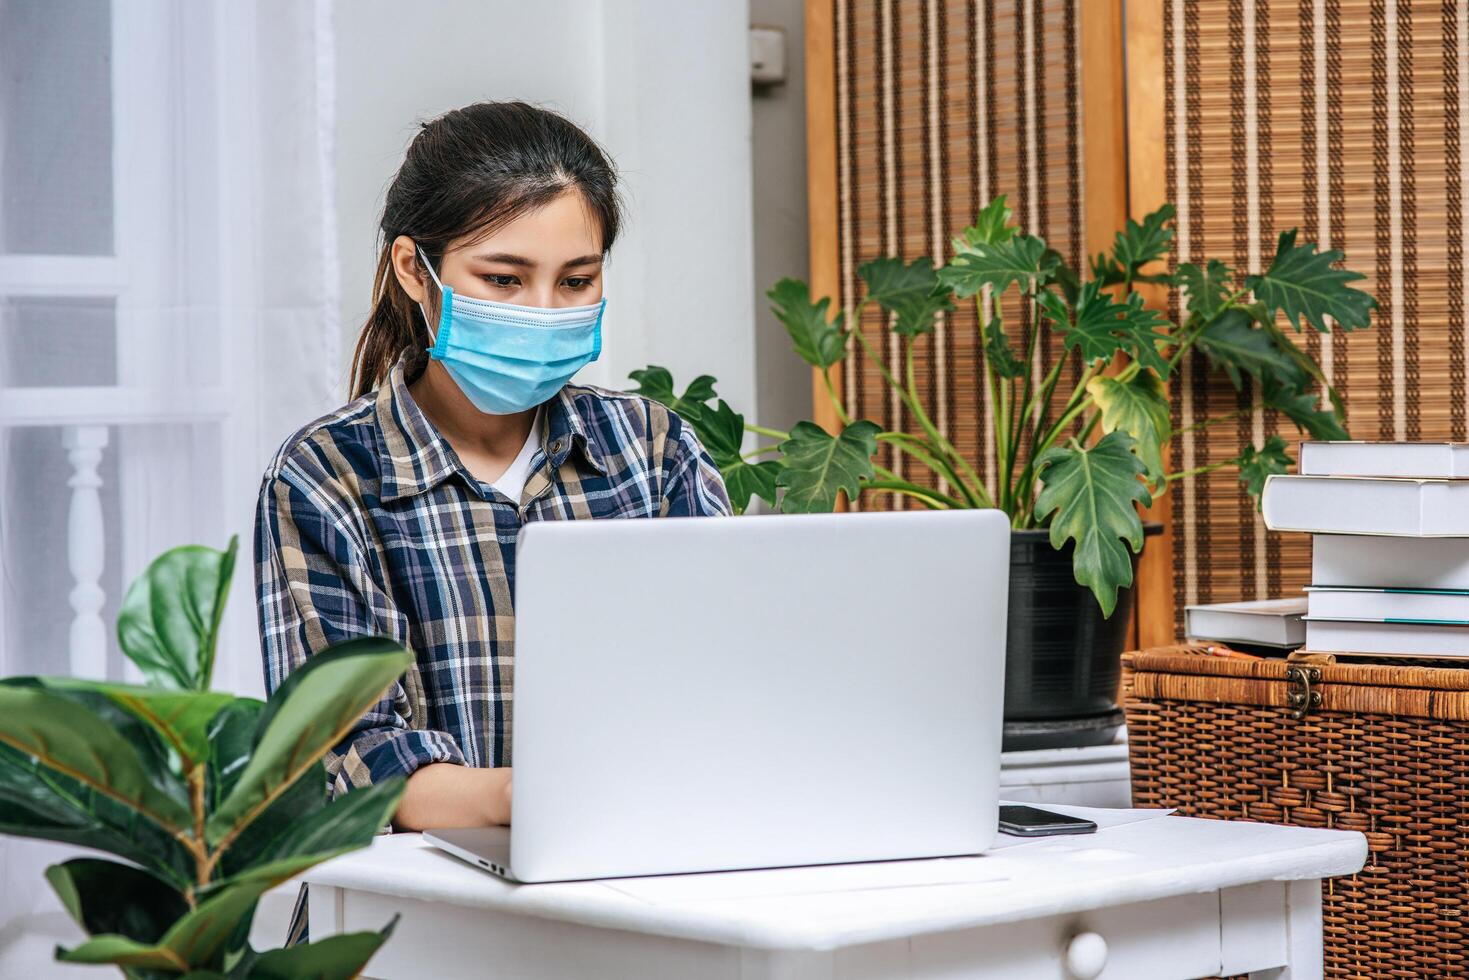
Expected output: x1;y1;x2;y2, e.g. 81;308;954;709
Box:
767;278;847;368
58;851;343;972
206;638;410;846
775;420;881;513
248;919;399;980
43;678;233;771
1034;430;1153;618
117;537;238;691
46;857;189;945
0;684;191;835
0;745;195;889
248;776;405;869
857;256;954;337
1244;229;1376;332
1085;372;1172;486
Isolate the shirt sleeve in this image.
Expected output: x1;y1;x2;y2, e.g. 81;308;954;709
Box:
658;414;734;517
255;463;466;798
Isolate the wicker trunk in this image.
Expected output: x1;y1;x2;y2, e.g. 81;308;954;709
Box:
1124;644;1469;979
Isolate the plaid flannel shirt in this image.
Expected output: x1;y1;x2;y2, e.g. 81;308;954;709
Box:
255;352;730;798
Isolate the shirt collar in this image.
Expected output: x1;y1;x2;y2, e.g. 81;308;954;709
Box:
377;353;606;503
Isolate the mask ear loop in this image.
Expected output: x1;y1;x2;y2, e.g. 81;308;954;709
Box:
415;244;454;358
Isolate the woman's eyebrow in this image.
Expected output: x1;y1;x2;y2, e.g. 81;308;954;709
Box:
561;254;604;268
472;252;535;267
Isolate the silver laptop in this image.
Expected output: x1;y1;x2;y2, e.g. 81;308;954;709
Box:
424;508;1009;883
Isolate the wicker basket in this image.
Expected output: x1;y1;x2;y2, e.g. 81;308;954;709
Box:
1123;643;1469;979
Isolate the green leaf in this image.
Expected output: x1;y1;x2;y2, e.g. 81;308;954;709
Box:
1234;436;1294;502
767;278;847;368
1261;379;1349;442
208;698;265;810
939;233;1057;299
954;195;1017;248
721;459;782;514
60;852;341;973
1195;308;1309;390
1085;372;1172;485
42;680;234;771
857;256;955;337
693;399;746;467
117;537;238;691
46;858;188;945
775;420;881;513
253;777;403;868
1244;229;1376;332
1174;259;1234;320
1045;281;1173;377
0;744;195;888
983;316;1026;379
217;764;327;881
628;366;718;424
1034;430;1153;618
208;639;410;846
0;684;191;834
248;921;397;980
1112;204;1176;272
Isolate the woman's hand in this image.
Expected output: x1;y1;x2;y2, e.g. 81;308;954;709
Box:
392;763;513;831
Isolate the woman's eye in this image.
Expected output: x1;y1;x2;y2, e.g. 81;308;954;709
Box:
482;274;519;288
564;277;594;290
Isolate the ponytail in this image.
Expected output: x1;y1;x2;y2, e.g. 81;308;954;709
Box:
349;246;434;400
348;101;622;400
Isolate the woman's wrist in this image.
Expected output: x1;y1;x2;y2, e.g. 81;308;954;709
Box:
483;766;513;825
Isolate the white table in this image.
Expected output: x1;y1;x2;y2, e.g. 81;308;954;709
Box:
303;808;1366;980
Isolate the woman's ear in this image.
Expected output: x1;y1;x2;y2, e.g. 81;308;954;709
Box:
391;235;429;303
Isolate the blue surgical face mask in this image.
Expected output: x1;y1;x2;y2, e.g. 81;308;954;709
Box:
416;245;604;415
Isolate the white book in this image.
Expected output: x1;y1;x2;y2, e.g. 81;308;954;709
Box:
1184;597;1306;647
1305;587;1469;625
1262;475;1469;536
1305;619;1469;658
1300;441;1469;478
1312;534;1469;589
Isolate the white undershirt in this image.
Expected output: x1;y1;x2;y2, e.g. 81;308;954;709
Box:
488;408;543;504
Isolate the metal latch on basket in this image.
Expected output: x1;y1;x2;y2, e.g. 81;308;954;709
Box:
1286;665;1322;720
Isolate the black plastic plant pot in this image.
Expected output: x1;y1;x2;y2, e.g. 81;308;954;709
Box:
1001;522;1163;752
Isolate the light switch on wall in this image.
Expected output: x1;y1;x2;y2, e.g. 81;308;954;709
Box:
750;26;786;86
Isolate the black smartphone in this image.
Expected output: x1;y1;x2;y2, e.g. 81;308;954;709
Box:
998;804;1099;837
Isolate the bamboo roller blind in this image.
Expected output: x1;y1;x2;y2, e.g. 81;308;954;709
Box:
1164;0;1468;634
831;0;1088;507
822;0;1469;639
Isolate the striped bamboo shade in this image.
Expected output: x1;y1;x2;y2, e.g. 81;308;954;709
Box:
1164;0;1468;634
831;0;1088;505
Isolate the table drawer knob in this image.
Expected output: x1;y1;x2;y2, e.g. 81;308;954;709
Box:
1064;931;1108;979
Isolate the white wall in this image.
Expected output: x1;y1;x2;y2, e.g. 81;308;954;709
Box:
749;0;814;435
333;0;758;419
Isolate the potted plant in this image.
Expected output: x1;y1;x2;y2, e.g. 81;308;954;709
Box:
632;197;1374;746
0;537;410;978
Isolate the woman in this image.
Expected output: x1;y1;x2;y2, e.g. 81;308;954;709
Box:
256;101;730;833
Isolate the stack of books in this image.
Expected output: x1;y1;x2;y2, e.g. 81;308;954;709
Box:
1261;441;1469;658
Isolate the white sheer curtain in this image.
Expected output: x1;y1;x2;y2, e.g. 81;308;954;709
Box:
0;0;339;970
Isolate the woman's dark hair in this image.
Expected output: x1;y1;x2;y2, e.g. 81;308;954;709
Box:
349;101;622;398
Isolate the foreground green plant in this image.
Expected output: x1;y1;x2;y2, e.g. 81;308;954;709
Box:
0;537;411;978
633;197;1375;616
